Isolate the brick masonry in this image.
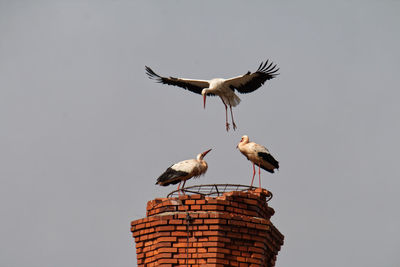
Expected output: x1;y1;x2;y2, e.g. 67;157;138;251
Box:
130;188;284;267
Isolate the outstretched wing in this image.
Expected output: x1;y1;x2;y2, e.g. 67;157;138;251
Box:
225;60;279;94
145;66;210;95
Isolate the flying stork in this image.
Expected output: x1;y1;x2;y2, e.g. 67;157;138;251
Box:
156;149;212;195
145;60;279;131
237;135;279;188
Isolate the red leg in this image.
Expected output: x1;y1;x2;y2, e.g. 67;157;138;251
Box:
258;163;261;188
229;105;237;130
250;163;256;188
177;181;182;196
220;98;230;131
181;180;187;195
224;104;230;131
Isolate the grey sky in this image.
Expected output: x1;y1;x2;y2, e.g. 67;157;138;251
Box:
1;1;399;267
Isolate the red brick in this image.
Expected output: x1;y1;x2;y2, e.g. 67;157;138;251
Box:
202;230;220;236
154;242;172;249
226;231;242;239
202;204;225;211
250;252;264;259
156;225;175;232
151;220;169;226
192;219;203;224
198;225;209;230
131;191;284;267
255;223;269;231
206;257;229;264
187;259;196;264
216;236;231;243
154;252;172;259
157;247;178;253
193;231;203;237
243;198;258;205
209;224;230;231
198;212;210;218
168;219;183;224
177;206;188;211
171;231;188;237
237;256;246;262
232;249;240;256
203;218;222;224
172;242;190;248
249;246;264;253
157;260;175;266
157;236;176;242
196;199;206;205
190;194;203;200
206;199;228;205
208;247;231;254
207;236;220;242
154;232;170;238
230;220;246;227
178;195;190;200
202;242;220;247
176;225;187;231
203;252;225;258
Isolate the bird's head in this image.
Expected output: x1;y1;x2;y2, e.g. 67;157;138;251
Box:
236;135;249;148
197;148;212;160
201;89;208;109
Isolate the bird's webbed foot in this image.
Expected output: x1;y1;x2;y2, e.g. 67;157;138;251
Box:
225;122;230;131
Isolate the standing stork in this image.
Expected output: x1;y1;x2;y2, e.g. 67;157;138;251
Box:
145;60;279;131
237;135;279;188
156;149;212;195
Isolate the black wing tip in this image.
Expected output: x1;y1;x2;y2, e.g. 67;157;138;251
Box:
258;152;279;168
156;168;188;186
145;66;162;80
260;164;279;173
256;60;280;77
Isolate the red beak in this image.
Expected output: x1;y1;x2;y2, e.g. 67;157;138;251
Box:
203;94;206;109
202;148;212;157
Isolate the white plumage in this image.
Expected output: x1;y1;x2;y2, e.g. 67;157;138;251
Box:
156;149;212;194
146;60;279;131
237;135;279;188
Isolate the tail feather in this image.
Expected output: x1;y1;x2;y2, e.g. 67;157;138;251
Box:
259;164;276;173
258;152;279;172
224;93;241;107
231;94;241;107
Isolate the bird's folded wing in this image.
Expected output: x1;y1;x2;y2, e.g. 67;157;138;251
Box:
252;143;270;154
257;152;279;169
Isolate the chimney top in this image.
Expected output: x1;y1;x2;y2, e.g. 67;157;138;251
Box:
131;186;284;266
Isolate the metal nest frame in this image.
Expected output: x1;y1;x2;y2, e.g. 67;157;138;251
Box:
167;184;273;202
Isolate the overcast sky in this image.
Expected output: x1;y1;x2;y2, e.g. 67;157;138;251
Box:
1;1;399;267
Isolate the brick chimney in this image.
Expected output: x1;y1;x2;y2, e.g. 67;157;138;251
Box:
130;187;284;267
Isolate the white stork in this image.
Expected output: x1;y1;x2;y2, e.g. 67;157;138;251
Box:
237;135;279;188
145;60;279;131
156;149;212;194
